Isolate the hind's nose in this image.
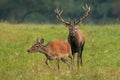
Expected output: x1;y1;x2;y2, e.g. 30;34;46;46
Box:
27;49;30;52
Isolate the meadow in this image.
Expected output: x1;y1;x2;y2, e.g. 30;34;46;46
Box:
0;22;120;80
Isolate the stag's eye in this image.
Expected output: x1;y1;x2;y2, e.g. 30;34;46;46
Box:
69;27;72;30
36;45;39;47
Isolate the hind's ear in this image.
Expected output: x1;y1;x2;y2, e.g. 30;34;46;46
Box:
40;38;44;44
36;38;41;43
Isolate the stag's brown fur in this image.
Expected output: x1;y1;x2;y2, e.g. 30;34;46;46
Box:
28;38;73;70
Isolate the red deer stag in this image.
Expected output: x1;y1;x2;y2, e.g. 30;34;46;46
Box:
28;38;73;70
55;4;90;67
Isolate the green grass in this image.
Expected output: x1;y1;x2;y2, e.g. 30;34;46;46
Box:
0;23;120;80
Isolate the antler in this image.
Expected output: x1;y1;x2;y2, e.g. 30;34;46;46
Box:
75;4;90;25
55;8;71;25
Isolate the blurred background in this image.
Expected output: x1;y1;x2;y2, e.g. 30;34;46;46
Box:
0;0;120;24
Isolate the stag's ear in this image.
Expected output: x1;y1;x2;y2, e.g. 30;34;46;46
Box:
40;38;44;44
64;24;69;27
64;23;71;28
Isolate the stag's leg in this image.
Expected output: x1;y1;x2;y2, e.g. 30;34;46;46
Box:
77;52;80;68
69;54;74;69
80;44;84;66
77;43;85;67
45;58;53;69
77;47;82;67
80;49;83;66
68;54;74;66
72;52;75;66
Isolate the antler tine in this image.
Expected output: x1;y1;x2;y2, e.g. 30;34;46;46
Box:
84;4;90;12
55;8;70;25
86;4;88;8
82;6;85;10
54;8;58;14
75;4;90;25
59;10;63;15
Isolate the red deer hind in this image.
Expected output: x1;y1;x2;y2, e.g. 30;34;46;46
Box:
55;4;90;67
28;38;73;70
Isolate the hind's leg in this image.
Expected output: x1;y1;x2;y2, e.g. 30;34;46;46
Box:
57;58;61;70
61;58;71;68
45;58;53;69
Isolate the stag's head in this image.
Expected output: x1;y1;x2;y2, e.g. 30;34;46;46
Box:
55;4;90;37
28;38;44;53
